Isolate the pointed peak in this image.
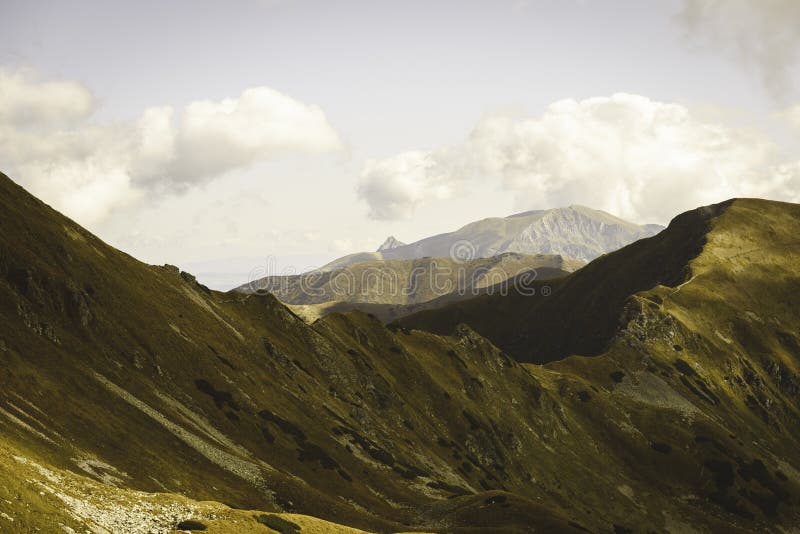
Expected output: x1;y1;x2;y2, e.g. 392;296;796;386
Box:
377;236;405;252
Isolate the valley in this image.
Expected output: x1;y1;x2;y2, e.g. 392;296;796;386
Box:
0;172;798;532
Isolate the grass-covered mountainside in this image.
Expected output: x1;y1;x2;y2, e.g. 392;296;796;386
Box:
236;253;582;323
1;171;799;532
398;202;729;363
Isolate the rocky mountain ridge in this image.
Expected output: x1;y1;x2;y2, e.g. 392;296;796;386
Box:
236;253;584;323
376;236;406;251
0;172;798;533
320;205;663;272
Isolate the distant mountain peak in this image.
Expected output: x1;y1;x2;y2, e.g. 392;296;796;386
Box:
377;235;406;251
320;206;664;271
504;206;660;262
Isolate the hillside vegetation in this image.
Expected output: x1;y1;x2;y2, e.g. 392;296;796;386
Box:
238;254;581;323
1;172;799;532
398;201;730;362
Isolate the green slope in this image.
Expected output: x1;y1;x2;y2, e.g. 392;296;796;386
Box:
1;172;799;532
398;201;731;362
236;253;581;324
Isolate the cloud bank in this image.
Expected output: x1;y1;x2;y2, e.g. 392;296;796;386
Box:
678;0;800;101
358;93;799;223
0;70;342;225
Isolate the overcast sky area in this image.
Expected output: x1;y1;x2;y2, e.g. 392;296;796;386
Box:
1;0;799;288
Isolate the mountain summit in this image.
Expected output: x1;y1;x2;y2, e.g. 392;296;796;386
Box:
502;205;664;261
321;205;662;271
376;235;405;251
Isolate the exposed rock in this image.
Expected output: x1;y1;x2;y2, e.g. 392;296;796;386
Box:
376;236;406;252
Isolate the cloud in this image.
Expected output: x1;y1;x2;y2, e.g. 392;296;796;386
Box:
2;122;142;224
766;161;800;199
0;69;94;126
0;70;342;226
138;87;342;186
677;0;800;101
785;104;800;129
358;93;797;223
357;150;459;220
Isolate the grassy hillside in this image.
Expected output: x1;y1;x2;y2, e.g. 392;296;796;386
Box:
236;254;581;323
398;201;731;362
1;172;799;532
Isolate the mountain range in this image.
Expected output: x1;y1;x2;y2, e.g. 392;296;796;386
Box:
1;171;799;533
241;206;661;322
237;253;584;323
319;205;663;271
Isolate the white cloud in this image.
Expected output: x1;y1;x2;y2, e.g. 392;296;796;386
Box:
785;104;800;130
358;93;797;223
144;87;342;186
357;150;458;220
2;123;142;224
0;70;343;226
678;0;800;101
766;161;800;200
0;69;94;126
132;106;176;181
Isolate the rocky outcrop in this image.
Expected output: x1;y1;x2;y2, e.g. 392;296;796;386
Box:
376;236;405;251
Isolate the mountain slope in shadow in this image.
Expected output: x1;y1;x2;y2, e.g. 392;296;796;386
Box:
237;253;582;323
1;172;799;532
398;200;732;363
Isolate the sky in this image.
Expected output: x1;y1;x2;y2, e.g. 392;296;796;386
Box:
1;0;799;288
